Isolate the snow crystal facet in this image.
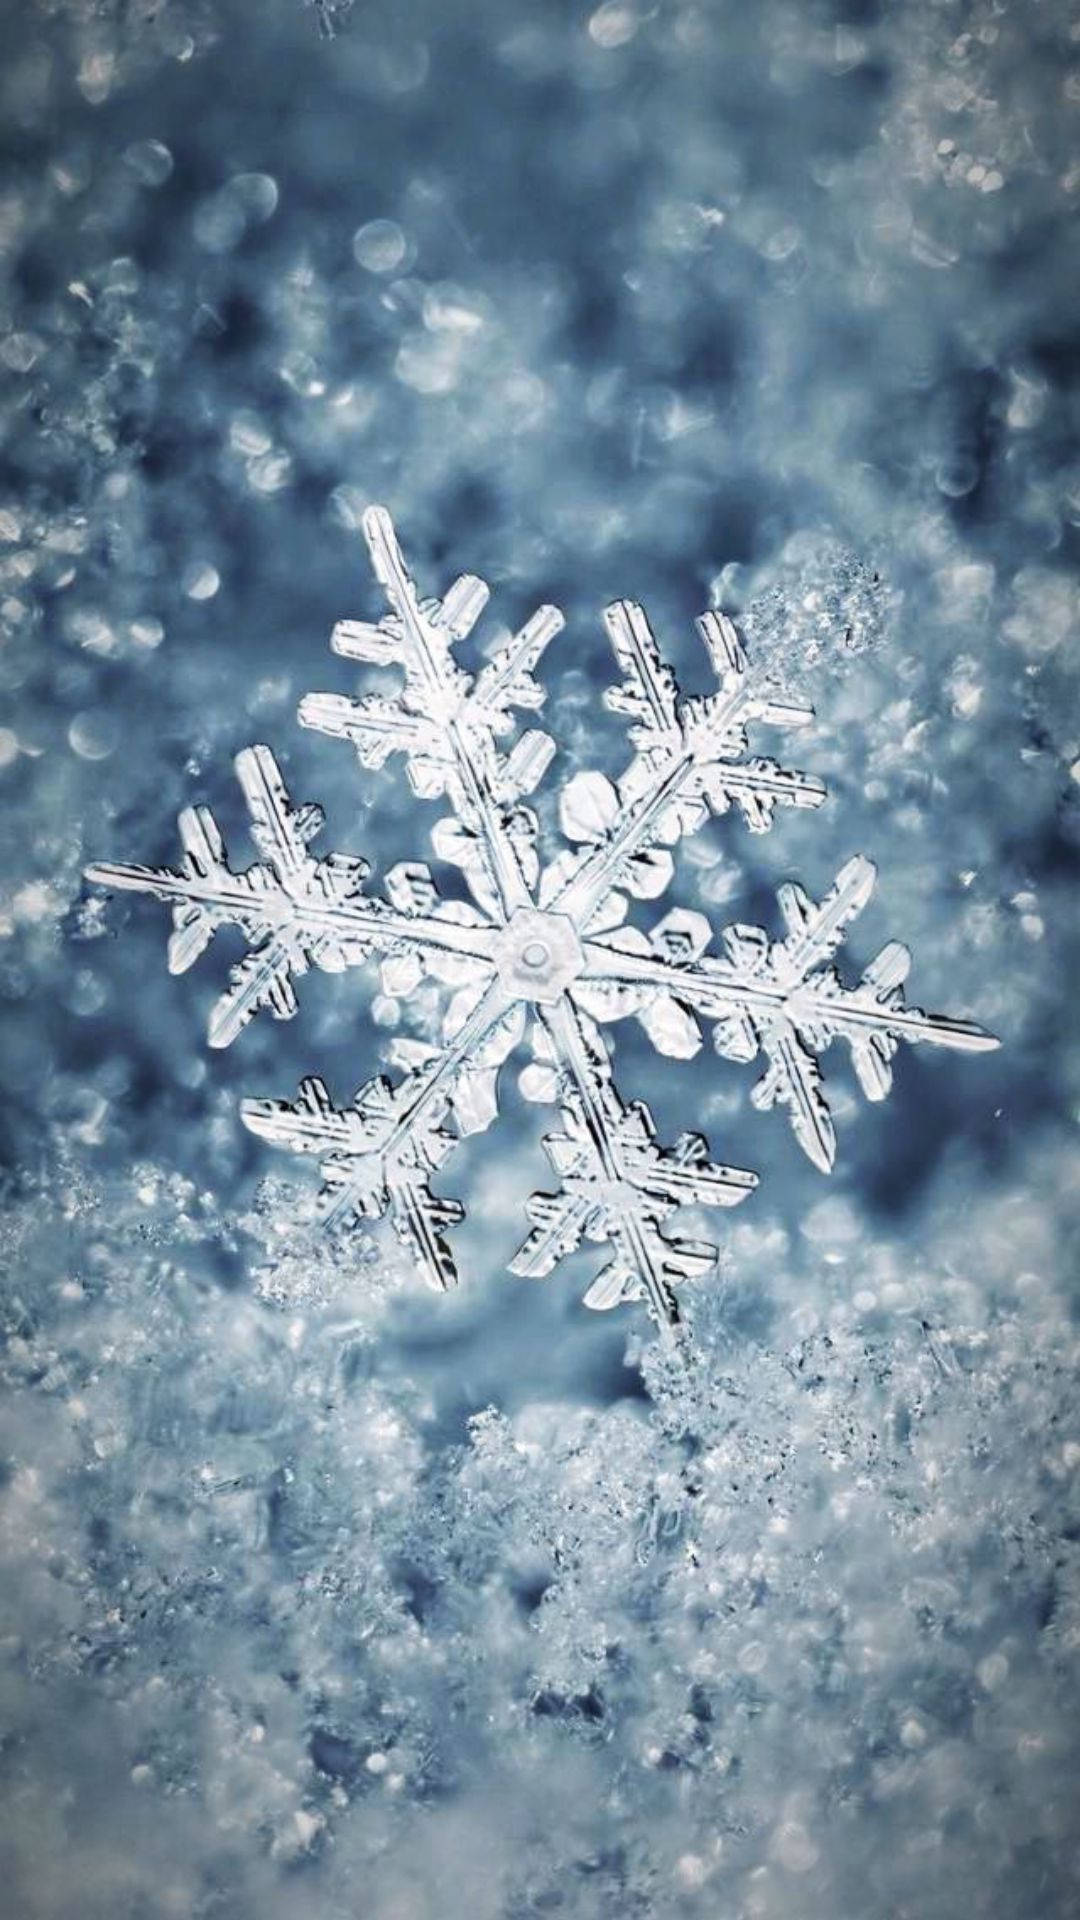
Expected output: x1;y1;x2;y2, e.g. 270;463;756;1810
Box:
86;510;998;1338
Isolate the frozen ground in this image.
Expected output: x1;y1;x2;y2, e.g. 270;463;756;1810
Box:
1;0;1079;1915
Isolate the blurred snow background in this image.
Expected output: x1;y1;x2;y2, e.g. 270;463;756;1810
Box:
1;0;1079;1914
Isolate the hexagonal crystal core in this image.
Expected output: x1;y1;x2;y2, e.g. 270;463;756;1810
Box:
492;908;584;1005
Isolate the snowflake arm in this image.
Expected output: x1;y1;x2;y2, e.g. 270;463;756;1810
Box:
512;997;756;1338
298;506;562;920
242;1073;463;1292
241;976;519;1292
571;856;1000;1172
86;744;500;1048
539;602;826;932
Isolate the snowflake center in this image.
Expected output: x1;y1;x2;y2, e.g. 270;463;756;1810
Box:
492;907;584;1005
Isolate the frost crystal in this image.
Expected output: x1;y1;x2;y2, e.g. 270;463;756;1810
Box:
87;510;998;1339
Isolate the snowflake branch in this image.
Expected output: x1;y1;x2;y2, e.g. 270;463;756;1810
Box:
515;997;756;1338
300;508;562;922
241;977;515;1291
573;857;999;1170
86;745;499;1047
538;601;825;931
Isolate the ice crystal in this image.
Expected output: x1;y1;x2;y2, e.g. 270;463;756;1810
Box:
86;511;998;1337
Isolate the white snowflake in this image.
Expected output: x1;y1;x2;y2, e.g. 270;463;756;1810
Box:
86;510;998;1339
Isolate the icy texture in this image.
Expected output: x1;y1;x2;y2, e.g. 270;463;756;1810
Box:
87;511;995;1332
2;1150;1079;1920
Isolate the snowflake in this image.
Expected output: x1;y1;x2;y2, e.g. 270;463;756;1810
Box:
86;510;998;1340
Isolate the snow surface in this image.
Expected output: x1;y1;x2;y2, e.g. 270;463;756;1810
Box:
1;0;1078;1916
